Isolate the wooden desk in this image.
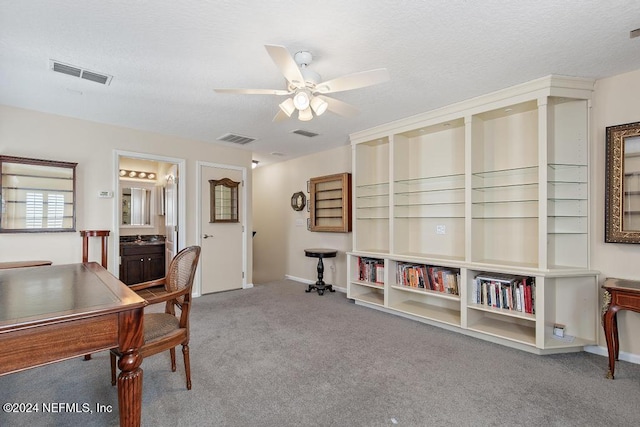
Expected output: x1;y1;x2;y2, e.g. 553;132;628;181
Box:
0;263;147;426
304;248;337;295
0;260;52;269
602;277;640;379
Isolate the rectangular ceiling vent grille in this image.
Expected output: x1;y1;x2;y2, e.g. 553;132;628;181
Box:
292;129;319;138
50;60;113;85
217;133;256;145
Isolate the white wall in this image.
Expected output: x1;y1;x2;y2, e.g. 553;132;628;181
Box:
0;105;253;284
252;145;352;287
591;68;640;357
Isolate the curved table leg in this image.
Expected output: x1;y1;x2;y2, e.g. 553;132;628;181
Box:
603;305;619;379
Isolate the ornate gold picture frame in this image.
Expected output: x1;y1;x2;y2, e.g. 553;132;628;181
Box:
605;121;640;243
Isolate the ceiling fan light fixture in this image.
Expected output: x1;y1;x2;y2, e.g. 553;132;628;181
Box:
279;98;295;117
293;90;310;111
310;96;328;116
298;107;313;121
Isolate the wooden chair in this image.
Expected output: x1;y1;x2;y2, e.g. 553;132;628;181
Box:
110;245;201;390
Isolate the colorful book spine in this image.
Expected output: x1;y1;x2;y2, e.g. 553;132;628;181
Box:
473;274;535;314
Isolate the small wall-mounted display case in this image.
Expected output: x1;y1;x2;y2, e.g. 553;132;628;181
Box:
209;177;239;223
309;172;352;233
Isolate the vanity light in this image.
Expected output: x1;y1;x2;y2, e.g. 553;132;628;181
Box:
119;169;157;180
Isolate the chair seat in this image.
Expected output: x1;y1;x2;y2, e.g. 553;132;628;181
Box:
144;313;180;342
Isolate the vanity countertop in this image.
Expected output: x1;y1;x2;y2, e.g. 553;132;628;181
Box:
120;235;165;246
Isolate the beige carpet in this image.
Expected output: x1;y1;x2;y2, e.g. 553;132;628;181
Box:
1;279;639;426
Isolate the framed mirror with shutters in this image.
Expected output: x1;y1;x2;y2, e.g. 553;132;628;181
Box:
209;178;239;223
0;155;77;233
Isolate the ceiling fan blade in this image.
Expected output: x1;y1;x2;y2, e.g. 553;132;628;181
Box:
317;95;360;118
272;109;290;122
314;68;390;94
264;44;305;89
214;88;290;96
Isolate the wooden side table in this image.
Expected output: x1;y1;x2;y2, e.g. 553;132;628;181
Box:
304;248;337;295
602;277;640;379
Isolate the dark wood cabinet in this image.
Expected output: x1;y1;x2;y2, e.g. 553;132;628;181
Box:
119;243;165;285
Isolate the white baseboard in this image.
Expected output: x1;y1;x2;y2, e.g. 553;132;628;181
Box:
243;283;254;289
284;275;347;293
585;345;640;365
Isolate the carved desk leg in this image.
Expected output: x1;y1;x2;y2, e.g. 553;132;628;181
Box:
117;309;144;426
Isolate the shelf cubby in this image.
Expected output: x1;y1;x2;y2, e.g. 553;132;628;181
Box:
354;138;390;253
392;120;465;260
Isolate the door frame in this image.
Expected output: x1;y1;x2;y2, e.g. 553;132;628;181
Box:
112;150;186;278
195;161;248;296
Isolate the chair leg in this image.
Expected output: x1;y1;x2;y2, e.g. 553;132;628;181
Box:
110;352;117;386
182;344;192;390
170;348;177;372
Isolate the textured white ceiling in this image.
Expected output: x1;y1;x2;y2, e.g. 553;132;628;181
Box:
1;1;640;166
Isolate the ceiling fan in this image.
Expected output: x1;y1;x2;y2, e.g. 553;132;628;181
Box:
214;44;390;122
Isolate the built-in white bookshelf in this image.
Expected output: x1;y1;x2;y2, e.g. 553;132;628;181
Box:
347;75;598;354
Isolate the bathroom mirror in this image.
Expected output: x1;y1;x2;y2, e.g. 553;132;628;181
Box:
605;121;640;243
121;186;153;227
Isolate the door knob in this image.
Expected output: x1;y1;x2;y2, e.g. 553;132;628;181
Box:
203;234;214;239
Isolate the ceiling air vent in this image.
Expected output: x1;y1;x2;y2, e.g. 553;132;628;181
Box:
292;129;319;138
50;60;113;85
217;133;256;145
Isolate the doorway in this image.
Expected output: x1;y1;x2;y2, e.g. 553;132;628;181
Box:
197;161;247;294
112;150;186;279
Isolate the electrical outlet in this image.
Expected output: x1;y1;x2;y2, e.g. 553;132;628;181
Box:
436;225;446;235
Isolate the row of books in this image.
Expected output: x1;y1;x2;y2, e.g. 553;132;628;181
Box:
395;263;460;295
471;274;535;314
357;257;384;284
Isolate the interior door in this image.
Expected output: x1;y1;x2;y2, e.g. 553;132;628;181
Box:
165;166;178;272
200;164;244;294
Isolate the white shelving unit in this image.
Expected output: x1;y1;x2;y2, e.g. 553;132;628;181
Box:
347;75;598;355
